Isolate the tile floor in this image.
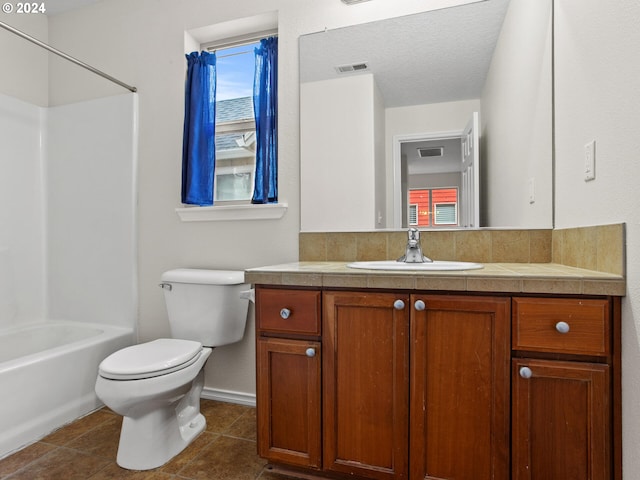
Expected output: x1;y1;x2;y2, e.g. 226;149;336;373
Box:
0;400;298;480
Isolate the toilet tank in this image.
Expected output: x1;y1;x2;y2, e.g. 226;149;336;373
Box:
160;269;250;347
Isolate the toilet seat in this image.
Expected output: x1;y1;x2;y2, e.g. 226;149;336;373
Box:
99;338;204;380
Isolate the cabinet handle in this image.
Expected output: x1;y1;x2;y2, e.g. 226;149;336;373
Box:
280;308;291;319
414;300;426;311
555;321;570;334
519;366;533;379
393;299;405;310
305;348;316;358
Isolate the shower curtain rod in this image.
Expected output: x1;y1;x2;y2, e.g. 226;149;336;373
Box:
0;20;137;93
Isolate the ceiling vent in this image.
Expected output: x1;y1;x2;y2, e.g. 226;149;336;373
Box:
335;62;369;74
418;147;444;158
341;0;372;4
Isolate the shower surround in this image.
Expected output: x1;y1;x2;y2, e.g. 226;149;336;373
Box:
0;91;138;458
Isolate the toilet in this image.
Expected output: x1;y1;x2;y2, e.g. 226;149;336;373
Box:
95;268;250;471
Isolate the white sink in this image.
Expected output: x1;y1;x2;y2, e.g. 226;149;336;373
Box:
346;260;483;271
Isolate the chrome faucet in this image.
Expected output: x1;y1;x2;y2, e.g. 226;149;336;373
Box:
397;228;432;263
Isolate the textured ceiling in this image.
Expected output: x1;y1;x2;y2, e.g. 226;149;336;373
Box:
299;0;510;108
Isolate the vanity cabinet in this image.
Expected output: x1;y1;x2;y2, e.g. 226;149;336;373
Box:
511;297;616;480
255;287;621;480
255;287;322;469
323;291;410;480
410;295;510;480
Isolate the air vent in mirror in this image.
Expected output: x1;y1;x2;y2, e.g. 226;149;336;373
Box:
418;147;444;158
335;62;369;73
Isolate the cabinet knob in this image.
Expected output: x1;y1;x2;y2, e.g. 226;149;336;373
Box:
414;300;426;311
393;299;405;310
555;321;570;334
280;308;291;319
305;348;316;358
519;366;533;379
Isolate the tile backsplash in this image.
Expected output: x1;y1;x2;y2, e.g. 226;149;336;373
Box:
552;223;625;275
300;223;625;275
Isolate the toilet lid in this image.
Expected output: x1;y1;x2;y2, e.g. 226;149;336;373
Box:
99;338;203;380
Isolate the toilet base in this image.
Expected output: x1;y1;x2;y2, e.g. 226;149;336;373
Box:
116;410;206;470
112;355;210;471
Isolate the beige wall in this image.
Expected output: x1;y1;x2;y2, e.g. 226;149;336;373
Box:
554;0;640;475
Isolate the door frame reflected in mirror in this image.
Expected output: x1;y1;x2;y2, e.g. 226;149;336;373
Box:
392;118;479;229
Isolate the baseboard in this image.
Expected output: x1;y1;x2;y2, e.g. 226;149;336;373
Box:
201;387;256;407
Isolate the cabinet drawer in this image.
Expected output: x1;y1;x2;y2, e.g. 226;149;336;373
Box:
512;297;610;356
257;288;321;336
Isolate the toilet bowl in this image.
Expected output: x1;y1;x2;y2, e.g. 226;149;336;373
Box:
95;339;212;470
95;269;250;470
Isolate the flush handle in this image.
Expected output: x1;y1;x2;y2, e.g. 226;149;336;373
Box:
280;308;291;319
159;283;172;291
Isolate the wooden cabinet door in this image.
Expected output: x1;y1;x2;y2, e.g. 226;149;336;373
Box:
323;291;409;480
256;337;322;469
512;358;610;480
410;295;511;480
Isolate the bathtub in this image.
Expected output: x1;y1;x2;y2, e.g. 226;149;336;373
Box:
0;321;134;459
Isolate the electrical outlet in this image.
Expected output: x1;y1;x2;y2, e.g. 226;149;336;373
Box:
584;140;596;181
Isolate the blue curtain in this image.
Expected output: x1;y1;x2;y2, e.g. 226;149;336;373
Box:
182;51;216;205
252;37;278;204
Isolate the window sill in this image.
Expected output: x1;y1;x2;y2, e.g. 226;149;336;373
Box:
175;203;288;222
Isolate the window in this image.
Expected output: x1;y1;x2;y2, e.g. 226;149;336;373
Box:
433;203;458;225
409;204;418;226
181;31;278;207
212;43;260;203
408;188;459;227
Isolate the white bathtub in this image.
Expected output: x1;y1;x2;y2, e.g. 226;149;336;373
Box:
0;321;134;459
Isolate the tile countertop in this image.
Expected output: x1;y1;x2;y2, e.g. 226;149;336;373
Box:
245;262;626;296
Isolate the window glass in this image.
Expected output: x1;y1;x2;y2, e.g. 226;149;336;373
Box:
213;41;260;203
409;204;418;225
434;203;458;225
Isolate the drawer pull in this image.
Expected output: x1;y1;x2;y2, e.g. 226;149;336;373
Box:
393;299;405;310
305;348;316;358
280;308;291;319
555;321;570;334
519;366;533;379
414;300;426;311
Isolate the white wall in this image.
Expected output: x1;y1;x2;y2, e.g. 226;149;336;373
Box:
373;78;386;229
301;74;378;231
554;0;640;476
481;0;553;228
0;94;46;328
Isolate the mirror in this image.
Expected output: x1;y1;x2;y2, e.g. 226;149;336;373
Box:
299;0;553;231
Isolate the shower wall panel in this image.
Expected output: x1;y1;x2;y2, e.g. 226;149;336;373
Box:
0;93;46;328
47;93;137;330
